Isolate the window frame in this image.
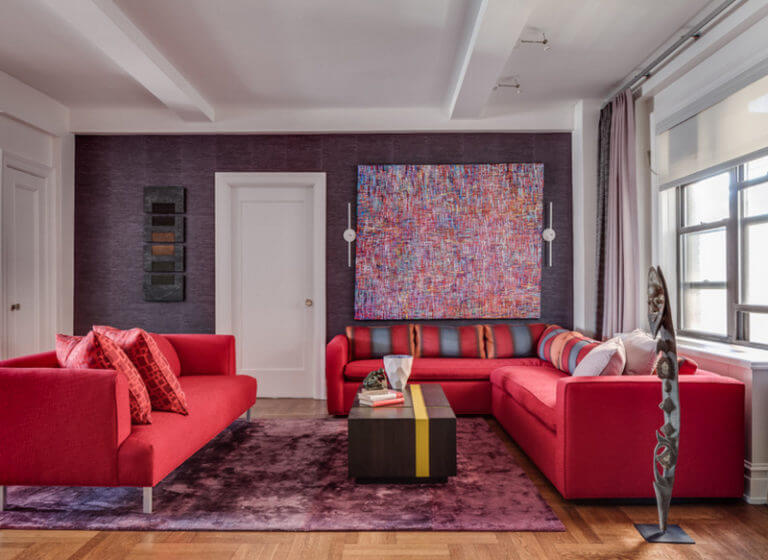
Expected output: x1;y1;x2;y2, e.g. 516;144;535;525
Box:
675;162;768;349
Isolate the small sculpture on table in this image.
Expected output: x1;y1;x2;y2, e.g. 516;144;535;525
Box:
362;368;387;391
635;266;694;544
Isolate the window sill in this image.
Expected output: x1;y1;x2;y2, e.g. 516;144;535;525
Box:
678;336;768;369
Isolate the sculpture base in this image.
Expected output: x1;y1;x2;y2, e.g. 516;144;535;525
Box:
635;524;694;544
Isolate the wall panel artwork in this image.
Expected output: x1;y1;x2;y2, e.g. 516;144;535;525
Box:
355;163;544;320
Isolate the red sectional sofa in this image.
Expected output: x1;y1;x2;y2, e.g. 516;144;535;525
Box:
0;334;257;513
326;329;745;499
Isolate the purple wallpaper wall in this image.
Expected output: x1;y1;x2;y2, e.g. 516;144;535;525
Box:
74;133;572;339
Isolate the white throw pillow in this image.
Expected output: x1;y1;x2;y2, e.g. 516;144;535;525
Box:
616;329;659;375
572;337;626;377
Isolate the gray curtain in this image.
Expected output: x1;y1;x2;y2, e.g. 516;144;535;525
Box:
595;103;612;339
599;89;639;338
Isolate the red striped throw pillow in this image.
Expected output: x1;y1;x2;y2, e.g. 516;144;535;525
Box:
412;325;485;358
484;323;547;358
537;325;600;374
345;325;414;360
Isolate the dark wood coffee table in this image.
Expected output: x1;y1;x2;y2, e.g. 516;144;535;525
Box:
347;384;456;482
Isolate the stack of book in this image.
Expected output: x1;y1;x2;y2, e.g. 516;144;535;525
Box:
359;389;404;407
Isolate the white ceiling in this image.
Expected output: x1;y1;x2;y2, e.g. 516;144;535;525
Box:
490;0;713;111
0;0;161;107
0;0;713;132
115;0;471;109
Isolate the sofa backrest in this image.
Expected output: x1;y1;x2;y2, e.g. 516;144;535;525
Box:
0;350;59;368
344;323;549;360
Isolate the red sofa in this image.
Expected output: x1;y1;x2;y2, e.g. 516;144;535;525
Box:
326;333;745;499
0;334;257;513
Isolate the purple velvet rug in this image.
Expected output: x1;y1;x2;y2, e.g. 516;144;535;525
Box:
0;418;563;531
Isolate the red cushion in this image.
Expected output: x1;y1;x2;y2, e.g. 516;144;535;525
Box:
679;357;698;375
150;333;182;378
485;323;547;358
490;365;565;432
56;332;153;424
413;325;485;358
344;357;545;381
56;332;111;370
345;325;414;360
536;325;599;374
117;374;257;486
95;326;188;415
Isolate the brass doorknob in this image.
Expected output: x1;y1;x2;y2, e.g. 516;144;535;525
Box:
305;298;313;307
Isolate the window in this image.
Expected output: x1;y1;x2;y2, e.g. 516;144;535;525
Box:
676;154;768;347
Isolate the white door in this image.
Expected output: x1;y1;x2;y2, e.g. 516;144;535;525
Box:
2;165;47;358
229;184;316;397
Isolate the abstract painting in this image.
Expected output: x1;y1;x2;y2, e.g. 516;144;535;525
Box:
355;163;543;320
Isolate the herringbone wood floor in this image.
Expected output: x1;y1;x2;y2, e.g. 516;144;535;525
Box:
1;398;767;559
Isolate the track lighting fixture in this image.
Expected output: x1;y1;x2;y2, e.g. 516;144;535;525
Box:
493;76;521;94
519;31;550;51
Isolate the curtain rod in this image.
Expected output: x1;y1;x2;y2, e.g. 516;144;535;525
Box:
603;0;740;104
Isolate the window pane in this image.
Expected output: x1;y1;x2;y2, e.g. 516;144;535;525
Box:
742;182;768;218
683;288;727;335
684;172;730;226
746;154;768;181
682;228;726;283
747;313;768;345
744;221;768;305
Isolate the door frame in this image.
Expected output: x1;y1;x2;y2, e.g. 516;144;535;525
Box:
214;172;326;399
0;149;55;359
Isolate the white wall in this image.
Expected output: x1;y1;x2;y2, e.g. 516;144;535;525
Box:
634;96;653;329
572;99;601;336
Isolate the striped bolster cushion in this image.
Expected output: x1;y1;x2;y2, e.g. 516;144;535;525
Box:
537;325;600;374
484;323;547;358
345;325;414;360
413;325;485;358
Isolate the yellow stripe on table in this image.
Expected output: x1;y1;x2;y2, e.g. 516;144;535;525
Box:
410;384;430;478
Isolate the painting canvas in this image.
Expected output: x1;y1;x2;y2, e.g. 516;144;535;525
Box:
354;163;543;320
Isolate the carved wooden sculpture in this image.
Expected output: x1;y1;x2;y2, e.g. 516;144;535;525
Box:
635;267;694;543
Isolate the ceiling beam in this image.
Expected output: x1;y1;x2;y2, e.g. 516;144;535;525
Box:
0;70;69;135
41;0;214;122
446;0;537;119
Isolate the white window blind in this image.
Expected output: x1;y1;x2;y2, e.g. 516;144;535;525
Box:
657;72;768;188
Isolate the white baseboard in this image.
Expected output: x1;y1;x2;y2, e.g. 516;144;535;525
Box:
744;460;768;504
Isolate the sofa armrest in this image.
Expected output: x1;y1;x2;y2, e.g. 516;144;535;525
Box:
162;334;236;376
555;374;744;498
0;367;131;486
326;335;349;415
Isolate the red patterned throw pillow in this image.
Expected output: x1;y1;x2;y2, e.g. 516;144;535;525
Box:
94;326;189;415
56;332;152;424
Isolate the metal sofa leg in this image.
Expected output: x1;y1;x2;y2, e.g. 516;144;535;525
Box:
246;407;252;422
0;485;6;512
142;487;152;514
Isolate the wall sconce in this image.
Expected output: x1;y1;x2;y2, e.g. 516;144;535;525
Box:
542;202;555;267
344;202;356;267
